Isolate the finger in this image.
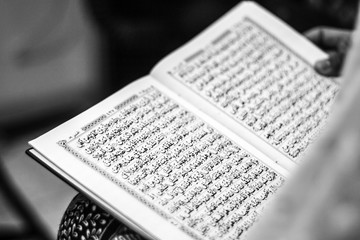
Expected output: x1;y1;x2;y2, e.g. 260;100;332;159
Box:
314;51;345;77
248;48;360;240
304;27;351;51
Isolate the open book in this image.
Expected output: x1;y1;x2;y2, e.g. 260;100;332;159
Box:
28;2;339;240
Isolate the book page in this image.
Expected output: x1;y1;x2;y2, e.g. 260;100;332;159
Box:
151;2;339;165
30;76;287;240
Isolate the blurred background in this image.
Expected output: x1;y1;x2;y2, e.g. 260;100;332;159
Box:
0;0;357;239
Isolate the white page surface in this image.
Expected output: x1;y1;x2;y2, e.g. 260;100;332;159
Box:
151;1;338;168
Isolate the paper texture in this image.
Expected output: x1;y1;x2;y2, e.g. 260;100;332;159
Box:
29;2;340;240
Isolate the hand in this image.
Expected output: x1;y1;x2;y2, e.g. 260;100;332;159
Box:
247;25;360;240
304;27;352;77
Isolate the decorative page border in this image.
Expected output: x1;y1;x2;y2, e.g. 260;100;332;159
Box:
167;17;337;162
57;86;205;240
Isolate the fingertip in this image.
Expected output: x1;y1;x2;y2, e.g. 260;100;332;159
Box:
314;59;332;75
304;27;323;43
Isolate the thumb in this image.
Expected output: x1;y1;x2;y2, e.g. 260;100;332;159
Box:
314;52;344;77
